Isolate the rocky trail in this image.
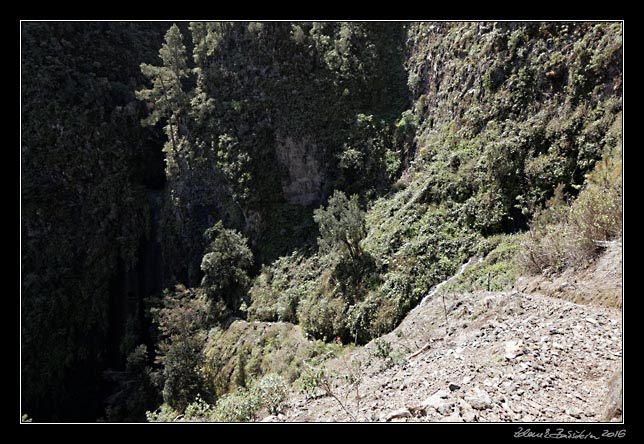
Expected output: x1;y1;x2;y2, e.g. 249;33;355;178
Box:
266;248;623;423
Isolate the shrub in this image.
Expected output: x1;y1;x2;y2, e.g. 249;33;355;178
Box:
569;153;622;245
299;365;327;399
200;221;254;312
337;114;392;195
371;339;393;359
516;187;581;274
146;404;180;422
254;374;289;415
212;388;261;422
517;146;622;274
313;190;366;261
298;291;349;342
248;252;322;323
184;394;214;421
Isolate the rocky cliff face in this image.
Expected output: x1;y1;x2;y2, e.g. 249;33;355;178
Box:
402;22;622;234
407;22;621;130
275;136;324;206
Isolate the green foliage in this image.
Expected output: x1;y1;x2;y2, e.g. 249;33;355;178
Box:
102;344;160;422
159;21;409;265
183;394;214;421
21;21;167;420
248;250;325;323
151;286;212;411
313;191;366;261
406;22;621;234
369;339;407;368
24;21;623;422
298;290;350;342
146;404;180;422
371;339;393;359
299;365;327;399
136;24;190;129
21;414;33;423
442;234;522;294
569;153;622;244
385;148;402;181
149;373;289;422
517;142;622;274
254;374;289;415
338;114;393;195
203;319;342;398
232;352;248;389
200;221;254;312
211;387;262;422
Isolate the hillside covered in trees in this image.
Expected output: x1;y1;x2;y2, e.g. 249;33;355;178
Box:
21;21;622;422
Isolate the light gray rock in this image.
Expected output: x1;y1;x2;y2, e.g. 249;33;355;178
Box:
502;381;518;393
440;411;464;422
585;317;598;325
465;388;493;410
437;402;455;415
421;389;450;410
384;408;412;421
505;340;524;360
565;407;582;419
461;409;477;422
261;415;279;422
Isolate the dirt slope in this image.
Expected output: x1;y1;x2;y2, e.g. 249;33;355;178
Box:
268;247;623;423
515;242;623;309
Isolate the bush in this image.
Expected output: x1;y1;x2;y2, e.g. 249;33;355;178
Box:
337;114;392;196
212;388;261;422
299;365;327;399
248;251;324;323
208;373;288;422
445;234;521;292
146;404;180;422
371;339;393;359
298;290;349;342
569;154;622;244
517;187;582;274
200;221;254;312
254;374;289;415
518;146;622;274
313;190;366;261
184;394;214;421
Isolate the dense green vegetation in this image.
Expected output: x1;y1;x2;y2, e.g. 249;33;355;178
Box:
21;21;622;422
21;22;167;421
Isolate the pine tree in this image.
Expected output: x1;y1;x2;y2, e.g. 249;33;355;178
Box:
136;24;192;175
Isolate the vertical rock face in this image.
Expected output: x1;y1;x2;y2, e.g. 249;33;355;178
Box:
602;370;622;421
275;136;324;206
